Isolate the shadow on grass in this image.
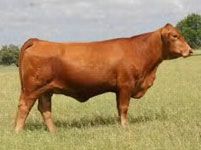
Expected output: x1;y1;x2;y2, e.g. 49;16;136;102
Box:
191;53;201;57
25;110;168;131
55;116;116;129
129;110;168;124
25;121;46;131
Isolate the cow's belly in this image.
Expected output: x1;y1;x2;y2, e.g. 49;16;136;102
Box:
53;84;116;102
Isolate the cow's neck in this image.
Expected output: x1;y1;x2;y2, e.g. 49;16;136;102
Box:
131;30;164;73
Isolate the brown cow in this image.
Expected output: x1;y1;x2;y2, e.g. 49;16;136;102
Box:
15;23;192;133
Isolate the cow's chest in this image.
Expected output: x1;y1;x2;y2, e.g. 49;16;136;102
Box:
132;71;156;98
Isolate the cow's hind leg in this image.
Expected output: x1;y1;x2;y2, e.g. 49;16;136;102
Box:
38;93;56;133
15;92;37;133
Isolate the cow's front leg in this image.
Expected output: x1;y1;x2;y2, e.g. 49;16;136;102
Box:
116;87;131;127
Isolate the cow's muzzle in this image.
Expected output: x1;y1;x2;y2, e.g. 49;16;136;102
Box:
182;49;193;57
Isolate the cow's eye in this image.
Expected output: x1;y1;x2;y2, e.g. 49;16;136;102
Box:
172;34;178;38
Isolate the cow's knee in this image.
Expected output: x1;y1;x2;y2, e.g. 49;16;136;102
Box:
119;105;128;114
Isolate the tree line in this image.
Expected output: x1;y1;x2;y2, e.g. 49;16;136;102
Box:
0;13;200;66
0;44;19;66
176;13;201;49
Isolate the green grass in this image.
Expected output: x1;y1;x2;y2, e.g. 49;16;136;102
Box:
0;53;201;150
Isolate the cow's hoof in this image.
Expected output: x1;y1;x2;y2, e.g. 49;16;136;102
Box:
15;127;23;134
48;127;57;133
121;121;129;128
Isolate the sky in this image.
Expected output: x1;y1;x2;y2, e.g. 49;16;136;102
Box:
0;0;200;45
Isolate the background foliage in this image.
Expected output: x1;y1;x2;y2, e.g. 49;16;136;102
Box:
0;44;19;66
176;13;201;49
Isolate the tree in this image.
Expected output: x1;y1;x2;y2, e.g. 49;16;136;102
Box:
0;44;19;66
176;13;201;49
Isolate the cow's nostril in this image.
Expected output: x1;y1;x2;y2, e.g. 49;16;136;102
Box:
189;49;193;54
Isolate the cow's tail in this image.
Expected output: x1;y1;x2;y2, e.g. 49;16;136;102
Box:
19;38;39;91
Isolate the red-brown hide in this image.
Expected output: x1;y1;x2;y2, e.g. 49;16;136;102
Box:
15;23;192;132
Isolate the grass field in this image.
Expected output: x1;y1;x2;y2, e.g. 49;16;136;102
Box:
0;52;201;150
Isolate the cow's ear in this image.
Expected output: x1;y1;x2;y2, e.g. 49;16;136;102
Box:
163;23;174;32
161;25;169;34
161;25;171;42
164;23;173;28
161;23;173;34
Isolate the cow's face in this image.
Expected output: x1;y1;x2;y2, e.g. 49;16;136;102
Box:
161;23;193;59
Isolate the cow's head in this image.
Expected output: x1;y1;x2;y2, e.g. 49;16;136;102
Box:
161;23;193;59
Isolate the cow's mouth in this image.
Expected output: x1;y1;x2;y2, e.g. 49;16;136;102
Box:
168;51;181;59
